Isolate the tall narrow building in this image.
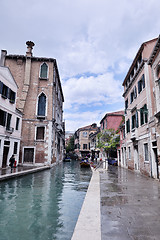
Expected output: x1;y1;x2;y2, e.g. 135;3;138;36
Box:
0;41;65;166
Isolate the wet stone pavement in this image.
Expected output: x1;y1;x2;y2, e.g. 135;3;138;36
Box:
100;166;160;240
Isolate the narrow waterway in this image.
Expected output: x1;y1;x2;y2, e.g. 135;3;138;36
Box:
0;161;92;240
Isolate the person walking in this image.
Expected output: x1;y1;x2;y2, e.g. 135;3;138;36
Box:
9;155;15;173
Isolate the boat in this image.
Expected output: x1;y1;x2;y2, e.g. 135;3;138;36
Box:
80;158;90;168
63;158;71;162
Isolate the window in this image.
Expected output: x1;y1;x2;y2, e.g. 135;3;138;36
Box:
138;79;142;93
23;148;34;163
9;90;16;103
4;141;10;145
130;91;134;103
40;63;48;79
138;74;145;94
144;143;149;162
136;111;139;128
36;126;45;140
132;111;139;129
0;109;7;126
126;119;130;133
0;81;3;94
83;144;87;149
142;74;145;88
125;99;128;110
14;142;18;154
1;84;8;99
6;113;12;130
134;86;137;99
83;131;87;137
106;119;107;128
16;117;20;130
128;147;131;159
37;93;46;117
132;114;136;129
140;104;148;125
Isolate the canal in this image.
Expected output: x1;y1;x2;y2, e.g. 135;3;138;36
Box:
0;161;92;240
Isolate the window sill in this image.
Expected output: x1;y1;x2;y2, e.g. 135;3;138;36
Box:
9;100;15;104
144;161;149;164
39;77;48;81
37;116;46;120
36;139;45;142
1;95;7;99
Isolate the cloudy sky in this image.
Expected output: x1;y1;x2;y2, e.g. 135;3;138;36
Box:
0;0;160;131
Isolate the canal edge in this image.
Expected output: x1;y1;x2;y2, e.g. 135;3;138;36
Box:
71;168;101;240
0;166;51;181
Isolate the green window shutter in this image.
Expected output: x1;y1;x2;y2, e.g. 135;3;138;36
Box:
136;111;139;128
140;108;144;125
144;104;148;123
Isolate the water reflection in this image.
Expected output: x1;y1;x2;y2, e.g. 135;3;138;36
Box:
0;161;92;240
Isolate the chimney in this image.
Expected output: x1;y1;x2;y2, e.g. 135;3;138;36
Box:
26;41;35;57
0;50;7;66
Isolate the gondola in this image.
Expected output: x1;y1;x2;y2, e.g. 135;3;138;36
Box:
80;158;90;168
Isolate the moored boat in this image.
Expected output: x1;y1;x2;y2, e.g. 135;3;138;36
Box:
80;158;90;168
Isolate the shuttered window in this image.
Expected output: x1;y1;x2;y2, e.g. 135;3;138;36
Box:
36;127;45;140
0;109;7;126
6;113;12;130
1;84;8;98
126;119;130;133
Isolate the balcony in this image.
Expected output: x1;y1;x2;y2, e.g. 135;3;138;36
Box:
6;127;14;134
131;128;138;141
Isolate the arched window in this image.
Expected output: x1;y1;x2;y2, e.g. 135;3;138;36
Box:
40;63;48;79
37;93;46;117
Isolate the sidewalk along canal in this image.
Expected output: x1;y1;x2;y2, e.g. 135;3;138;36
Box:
71;167;102;240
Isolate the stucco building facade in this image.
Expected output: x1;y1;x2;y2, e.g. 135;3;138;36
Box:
0;66;22;168
121;38;158;177
148;35;160;179
74;123;99;158
0;41;65;166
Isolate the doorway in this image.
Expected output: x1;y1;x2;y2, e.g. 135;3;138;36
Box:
2;146;9;168
23;148;34;163
134;145;139;171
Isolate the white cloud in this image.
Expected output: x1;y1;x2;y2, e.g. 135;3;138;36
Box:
1;0;160;131
63;73;123;110
64;110;103;132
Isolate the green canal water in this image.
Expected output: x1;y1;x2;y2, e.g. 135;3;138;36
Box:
0;161;92;240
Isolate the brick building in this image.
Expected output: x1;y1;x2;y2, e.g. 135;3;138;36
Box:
99;110;124;161
0;41;65;166
100;110;124;131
